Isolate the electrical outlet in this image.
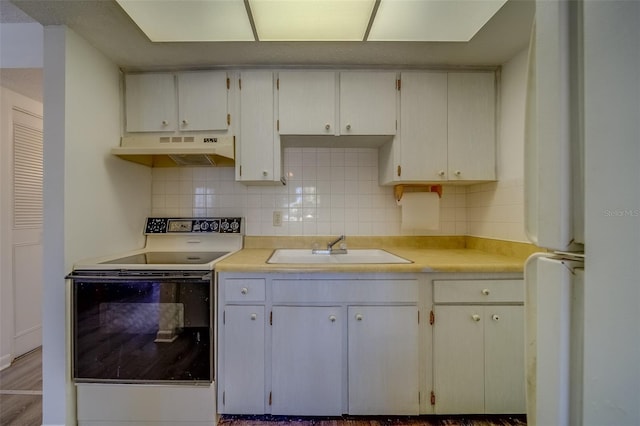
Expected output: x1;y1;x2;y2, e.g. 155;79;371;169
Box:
273;211;283;227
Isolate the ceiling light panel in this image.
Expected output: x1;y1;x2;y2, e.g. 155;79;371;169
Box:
248;0;376;41
368;0;508;42
116;0;255;42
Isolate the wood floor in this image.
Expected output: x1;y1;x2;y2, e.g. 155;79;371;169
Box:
0;348;42;426
0;349;527;426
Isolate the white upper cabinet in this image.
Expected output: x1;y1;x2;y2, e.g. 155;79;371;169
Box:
447;72;496;181
237;71;281;184
387;72;448;183
125;73;177;132
177;71;229;131
125;71;229;133
379;71;496;185
278;71;336;135
339;71;397;135
277;71;397;136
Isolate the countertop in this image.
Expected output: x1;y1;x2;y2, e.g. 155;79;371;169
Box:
215;236;542;274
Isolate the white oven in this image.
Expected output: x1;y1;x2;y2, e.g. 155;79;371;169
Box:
67;217;243;385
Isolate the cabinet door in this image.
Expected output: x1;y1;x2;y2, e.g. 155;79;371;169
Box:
278;71;336;135
348;306;419;415
220;305;265;414
398;72;448;181
177;71;228;131
125;73;176;132
433;305;485;414
271;306;342;415
484;305;526;414
447;72;496;181
339;71;397;135
238;71;279;182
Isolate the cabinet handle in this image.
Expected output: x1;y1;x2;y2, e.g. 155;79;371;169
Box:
472;314;481;322
355;313;363;321
250;313;257;321
482;288;490;296
329;315;337;322
161;120;169;126
492;314;500;321
455;170;462;176
325;124;331;130
240;287;248;295
182;119;188;126
438;170;445;177
346;124;351;131
262;170;268;177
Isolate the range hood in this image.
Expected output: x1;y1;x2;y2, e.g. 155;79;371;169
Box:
111;134;234;167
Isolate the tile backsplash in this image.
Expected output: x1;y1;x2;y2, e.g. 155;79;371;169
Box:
151;147;467;237
466;178;527;242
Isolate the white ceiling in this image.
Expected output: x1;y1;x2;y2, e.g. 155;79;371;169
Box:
5;0;534;72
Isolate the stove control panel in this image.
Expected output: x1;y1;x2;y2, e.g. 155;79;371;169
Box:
144;217;242;234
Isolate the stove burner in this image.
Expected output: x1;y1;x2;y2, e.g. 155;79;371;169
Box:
101;251;229;265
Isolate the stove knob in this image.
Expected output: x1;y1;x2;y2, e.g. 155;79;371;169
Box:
201;222;209;231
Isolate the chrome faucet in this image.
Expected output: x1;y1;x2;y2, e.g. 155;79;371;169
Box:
312;235;347;255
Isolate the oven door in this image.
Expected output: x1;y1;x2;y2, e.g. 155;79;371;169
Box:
68;270;213;384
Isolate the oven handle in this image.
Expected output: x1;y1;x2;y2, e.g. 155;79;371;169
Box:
65;272;213;281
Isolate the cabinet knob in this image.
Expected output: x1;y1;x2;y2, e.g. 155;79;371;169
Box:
182;119;188;126
492;314;500;321
262;170;268;177
325;123;331;130
161;120;169;126
250;313;257;321
472;314;481;322
438;170;445;177
482;288;490;296
355;313;363;321
240;287;248;295
329;315;337;322
455;170;462;176
346;124;351;131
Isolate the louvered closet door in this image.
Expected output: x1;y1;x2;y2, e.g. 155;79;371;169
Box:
11;108;43;357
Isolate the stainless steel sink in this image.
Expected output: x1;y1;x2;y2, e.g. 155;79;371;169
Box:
266;249;413;264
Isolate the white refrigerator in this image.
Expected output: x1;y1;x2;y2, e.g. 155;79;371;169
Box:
524;1;640;425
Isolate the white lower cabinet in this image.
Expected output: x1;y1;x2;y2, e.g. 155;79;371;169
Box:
271;306;343;415
221;305;265;414
218;273;524;417
348;305;419;415
432;279;525;414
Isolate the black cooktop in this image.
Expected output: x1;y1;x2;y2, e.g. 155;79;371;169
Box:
101;251;229;265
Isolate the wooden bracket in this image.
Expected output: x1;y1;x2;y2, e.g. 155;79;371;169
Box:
394;184;443;202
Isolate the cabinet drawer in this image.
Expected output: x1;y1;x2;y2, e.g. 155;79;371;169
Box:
272;279;418;303
224;279;266;302
433;280;524;303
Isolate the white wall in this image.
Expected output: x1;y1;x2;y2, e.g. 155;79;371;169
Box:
0;87;43;369
0;23;43;68
582;2;640;424
466;48;528;242
150;147;467;236
42;26;151;425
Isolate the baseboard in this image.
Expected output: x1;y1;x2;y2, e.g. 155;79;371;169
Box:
14;325;42;357
0;353;12;371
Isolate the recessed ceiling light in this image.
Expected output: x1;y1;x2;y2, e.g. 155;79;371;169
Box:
248;0;376;41
115;0;508;43
116;0;255;42
368;0;508;42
